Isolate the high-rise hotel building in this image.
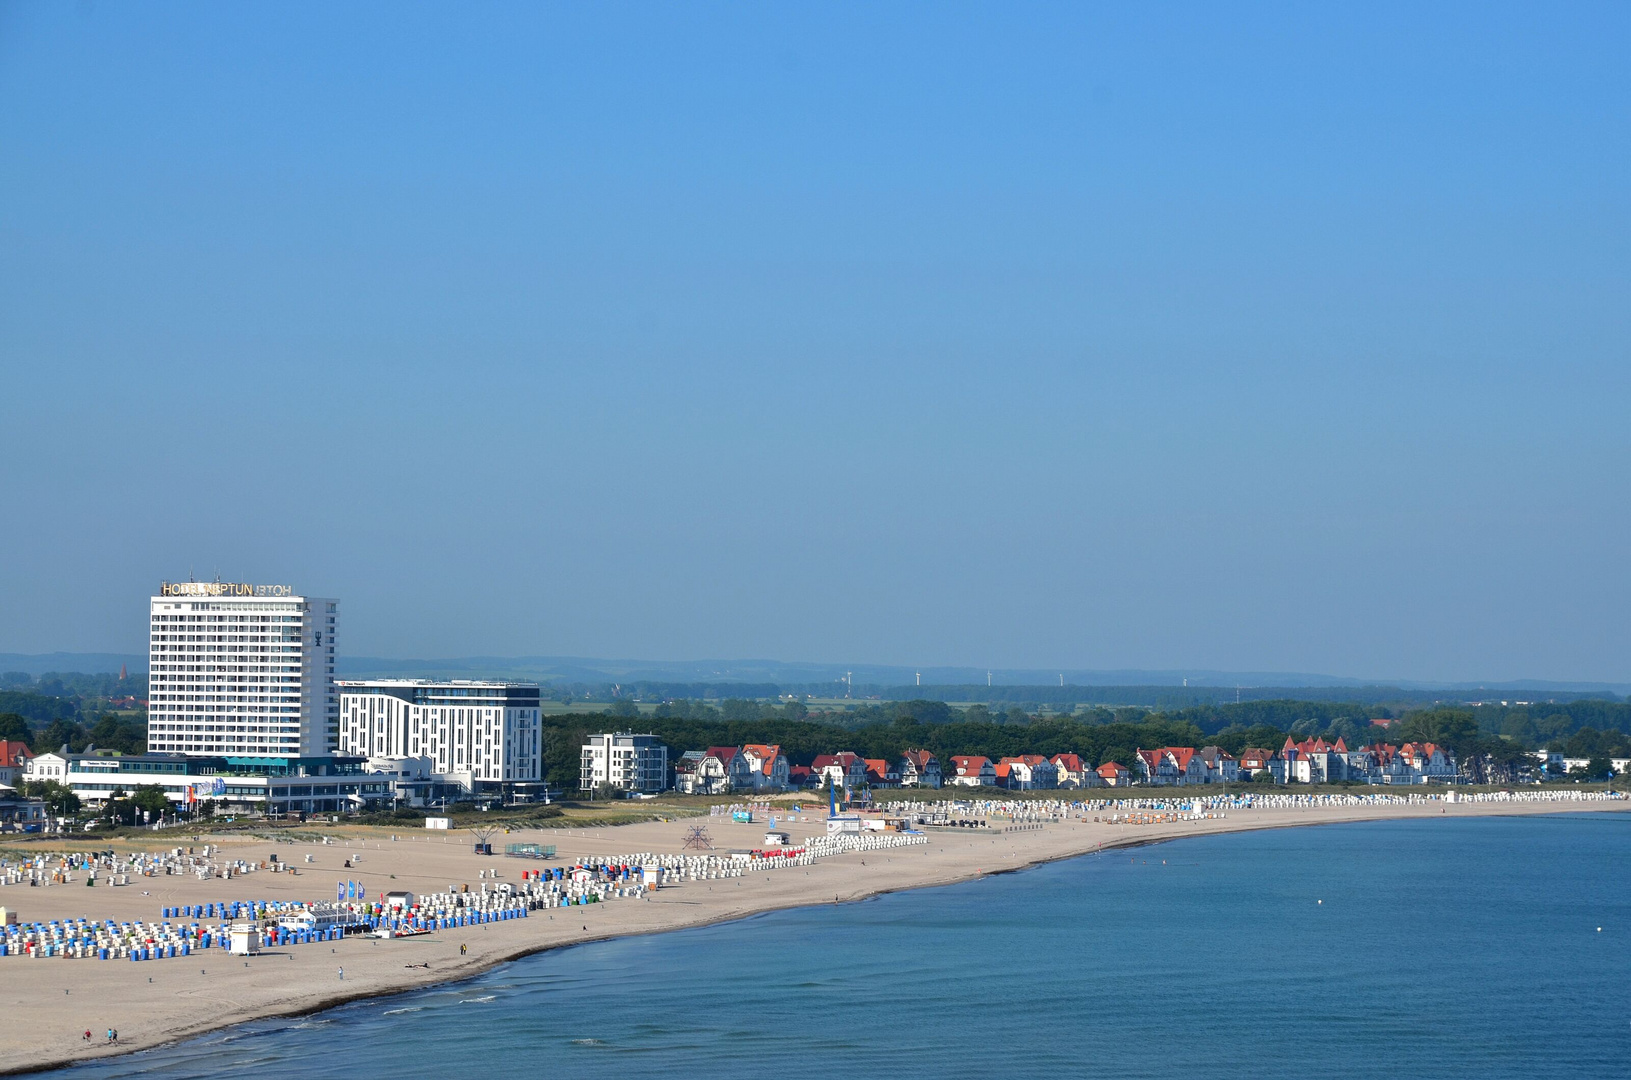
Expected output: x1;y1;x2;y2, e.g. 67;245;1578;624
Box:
336;680;543;788
147;582;339;759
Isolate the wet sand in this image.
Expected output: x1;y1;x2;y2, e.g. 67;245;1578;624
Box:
1;796;1624;1075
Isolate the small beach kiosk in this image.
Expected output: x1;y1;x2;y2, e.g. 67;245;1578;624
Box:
227;923;261;956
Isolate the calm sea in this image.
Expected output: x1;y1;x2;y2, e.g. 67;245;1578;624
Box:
35;813;1631;1080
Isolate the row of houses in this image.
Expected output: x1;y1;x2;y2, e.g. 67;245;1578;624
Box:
665;737;1471;794
943;754;1129;788
672;746;946;794
942;739;1461;788
1133;738;1461;786
669;746;1136;794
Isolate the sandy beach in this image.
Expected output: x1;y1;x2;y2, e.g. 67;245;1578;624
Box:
1;794;1624;1075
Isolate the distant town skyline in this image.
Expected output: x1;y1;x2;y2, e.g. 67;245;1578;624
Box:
2;4;1627;684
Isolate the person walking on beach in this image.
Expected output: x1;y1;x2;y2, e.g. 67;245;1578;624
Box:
106;1029;113;1044
83;1029;92;1042
338;966;344;981
460;943;466;955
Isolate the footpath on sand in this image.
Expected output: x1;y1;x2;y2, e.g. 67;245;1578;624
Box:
1;791;1624;1075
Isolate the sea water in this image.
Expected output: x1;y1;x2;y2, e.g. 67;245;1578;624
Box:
37;813;1631;1079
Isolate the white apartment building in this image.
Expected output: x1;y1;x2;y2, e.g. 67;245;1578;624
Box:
581;732;669;794
146;582;339;759
337;680;542;789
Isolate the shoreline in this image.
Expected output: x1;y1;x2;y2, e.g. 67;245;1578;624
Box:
3;796;1625;1076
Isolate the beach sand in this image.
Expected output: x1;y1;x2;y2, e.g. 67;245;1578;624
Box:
1;796;1623;1074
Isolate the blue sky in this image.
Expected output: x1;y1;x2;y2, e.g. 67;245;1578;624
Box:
1;2;1627;682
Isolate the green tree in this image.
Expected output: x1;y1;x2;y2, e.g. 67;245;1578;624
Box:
131;785;170;821
1394;710;1480;755
1564;728;1631;758
721;699;769;722
1532;713;1574;741
85;712;146;755
0;712;29;744
18;778;81;816
34;717;87;754
1210;724;1288;757
51;785;81;816
101;792;137;827
894;700;953;725
1480;738;1535;784
541;725;591;791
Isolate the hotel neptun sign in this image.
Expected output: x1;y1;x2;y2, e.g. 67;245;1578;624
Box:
159;581;295;597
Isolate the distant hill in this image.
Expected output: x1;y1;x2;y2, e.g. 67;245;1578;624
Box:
0;653;147;677
6;652;1625;699
335;656;1629;697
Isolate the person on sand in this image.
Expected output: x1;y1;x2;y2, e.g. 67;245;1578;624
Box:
338;966;344;981
460;943;466;955
83;1030;92;1042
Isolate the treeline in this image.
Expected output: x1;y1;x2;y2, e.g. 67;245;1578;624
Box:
559;679;1622;711
624;696;1157;729
0;673;149;757
0;690;79;725
618;695;1631;741
2;671;142;699
872;685;1456;709
632;697;1379;735
1466;700;1631;743
0;711;147;756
